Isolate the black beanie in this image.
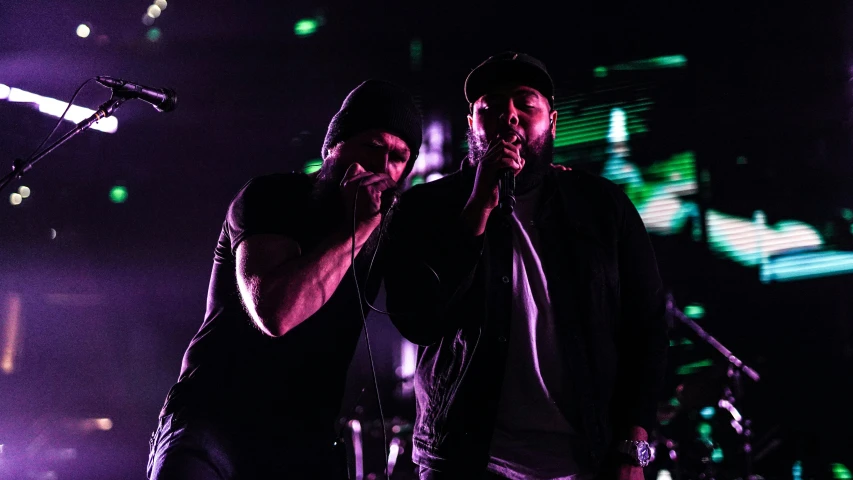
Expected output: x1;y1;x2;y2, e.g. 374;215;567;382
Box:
321;79;423;177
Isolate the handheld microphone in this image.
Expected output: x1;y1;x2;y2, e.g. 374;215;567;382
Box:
380;188;399;216
95;76;177;113
498;131;519;214
498;171;515;214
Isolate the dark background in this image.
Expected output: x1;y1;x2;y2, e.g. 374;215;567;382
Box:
1;1;852;478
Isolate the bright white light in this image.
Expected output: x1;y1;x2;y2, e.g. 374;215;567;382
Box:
1;294;22;374
154;0;167;10
0;84;10;100
387;437;401;475
608;108;628;144
76;24;91;38
8;88;40;104
95;418;113;430
9;193;22;206
50;228;57;240
426;172;445;183
4;87;117;133
399;339;417;378
147;5;162;18
18;186;30;198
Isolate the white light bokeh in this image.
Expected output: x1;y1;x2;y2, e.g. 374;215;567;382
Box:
76;24;91;38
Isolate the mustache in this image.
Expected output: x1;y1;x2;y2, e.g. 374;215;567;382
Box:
498;127;526;145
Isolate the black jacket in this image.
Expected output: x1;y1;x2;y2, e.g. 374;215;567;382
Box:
384;162;669;475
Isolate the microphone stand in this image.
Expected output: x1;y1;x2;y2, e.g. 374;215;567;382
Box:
0;93;129;196
666;295;761;480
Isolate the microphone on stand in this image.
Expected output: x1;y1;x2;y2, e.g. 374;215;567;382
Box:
94;76;177;113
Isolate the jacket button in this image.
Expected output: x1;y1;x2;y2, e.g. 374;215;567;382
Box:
501;276;510;284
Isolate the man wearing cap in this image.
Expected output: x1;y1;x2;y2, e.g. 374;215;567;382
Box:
384;52;668;479
147;79;423;479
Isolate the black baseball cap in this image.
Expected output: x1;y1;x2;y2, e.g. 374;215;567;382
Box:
464;51;555;107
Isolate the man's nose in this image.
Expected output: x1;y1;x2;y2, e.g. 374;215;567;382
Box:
498;108;519;126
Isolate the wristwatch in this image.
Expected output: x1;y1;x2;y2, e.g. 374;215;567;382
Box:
616;440;652;467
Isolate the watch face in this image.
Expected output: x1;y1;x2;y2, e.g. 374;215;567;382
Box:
637;442;652;465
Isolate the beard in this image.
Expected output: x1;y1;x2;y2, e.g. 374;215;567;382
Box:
466;127;555;194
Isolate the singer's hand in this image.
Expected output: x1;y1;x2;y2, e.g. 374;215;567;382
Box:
340;163;395;229
468;136;524;212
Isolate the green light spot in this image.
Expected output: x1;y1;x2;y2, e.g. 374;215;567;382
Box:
841;208;853;221
668;397;680;407
410;176;425;186
109;186;128;204
410;38;423;71
294;18;318;37
697;422;712;438
833;463;852;480
594;66;608;78
700;407;715;419
146;28;162;42
610;55;688;71
711;448;724;463
676;359;714;375
684;304;705;319
303;158;323;174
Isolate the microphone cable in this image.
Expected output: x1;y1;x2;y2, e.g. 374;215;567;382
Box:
26;77;95;161
350;180;390;479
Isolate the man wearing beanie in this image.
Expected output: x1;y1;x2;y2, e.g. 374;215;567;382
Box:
147;79;423;479
384;52;668;479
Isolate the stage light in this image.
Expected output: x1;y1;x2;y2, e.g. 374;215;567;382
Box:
9;193;21;206
684;304;705;319
146;28;162;42
711;448;724;463
155;0;167;9
50;228;57;240
294;18;318;37
426;172;444;183
697;422;712;439
4;86;117;133
0;84;9;100
303;159;323;174
147;5;162;18
699;406;715;419
1;294;22;374
17;186;30;198
833;463;852;480
76;24;91;38
109;186;128;203
793;460;803;480
95;418;113;430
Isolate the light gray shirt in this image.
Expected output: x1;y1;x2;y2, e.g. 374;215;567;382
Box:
486;186;587;480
